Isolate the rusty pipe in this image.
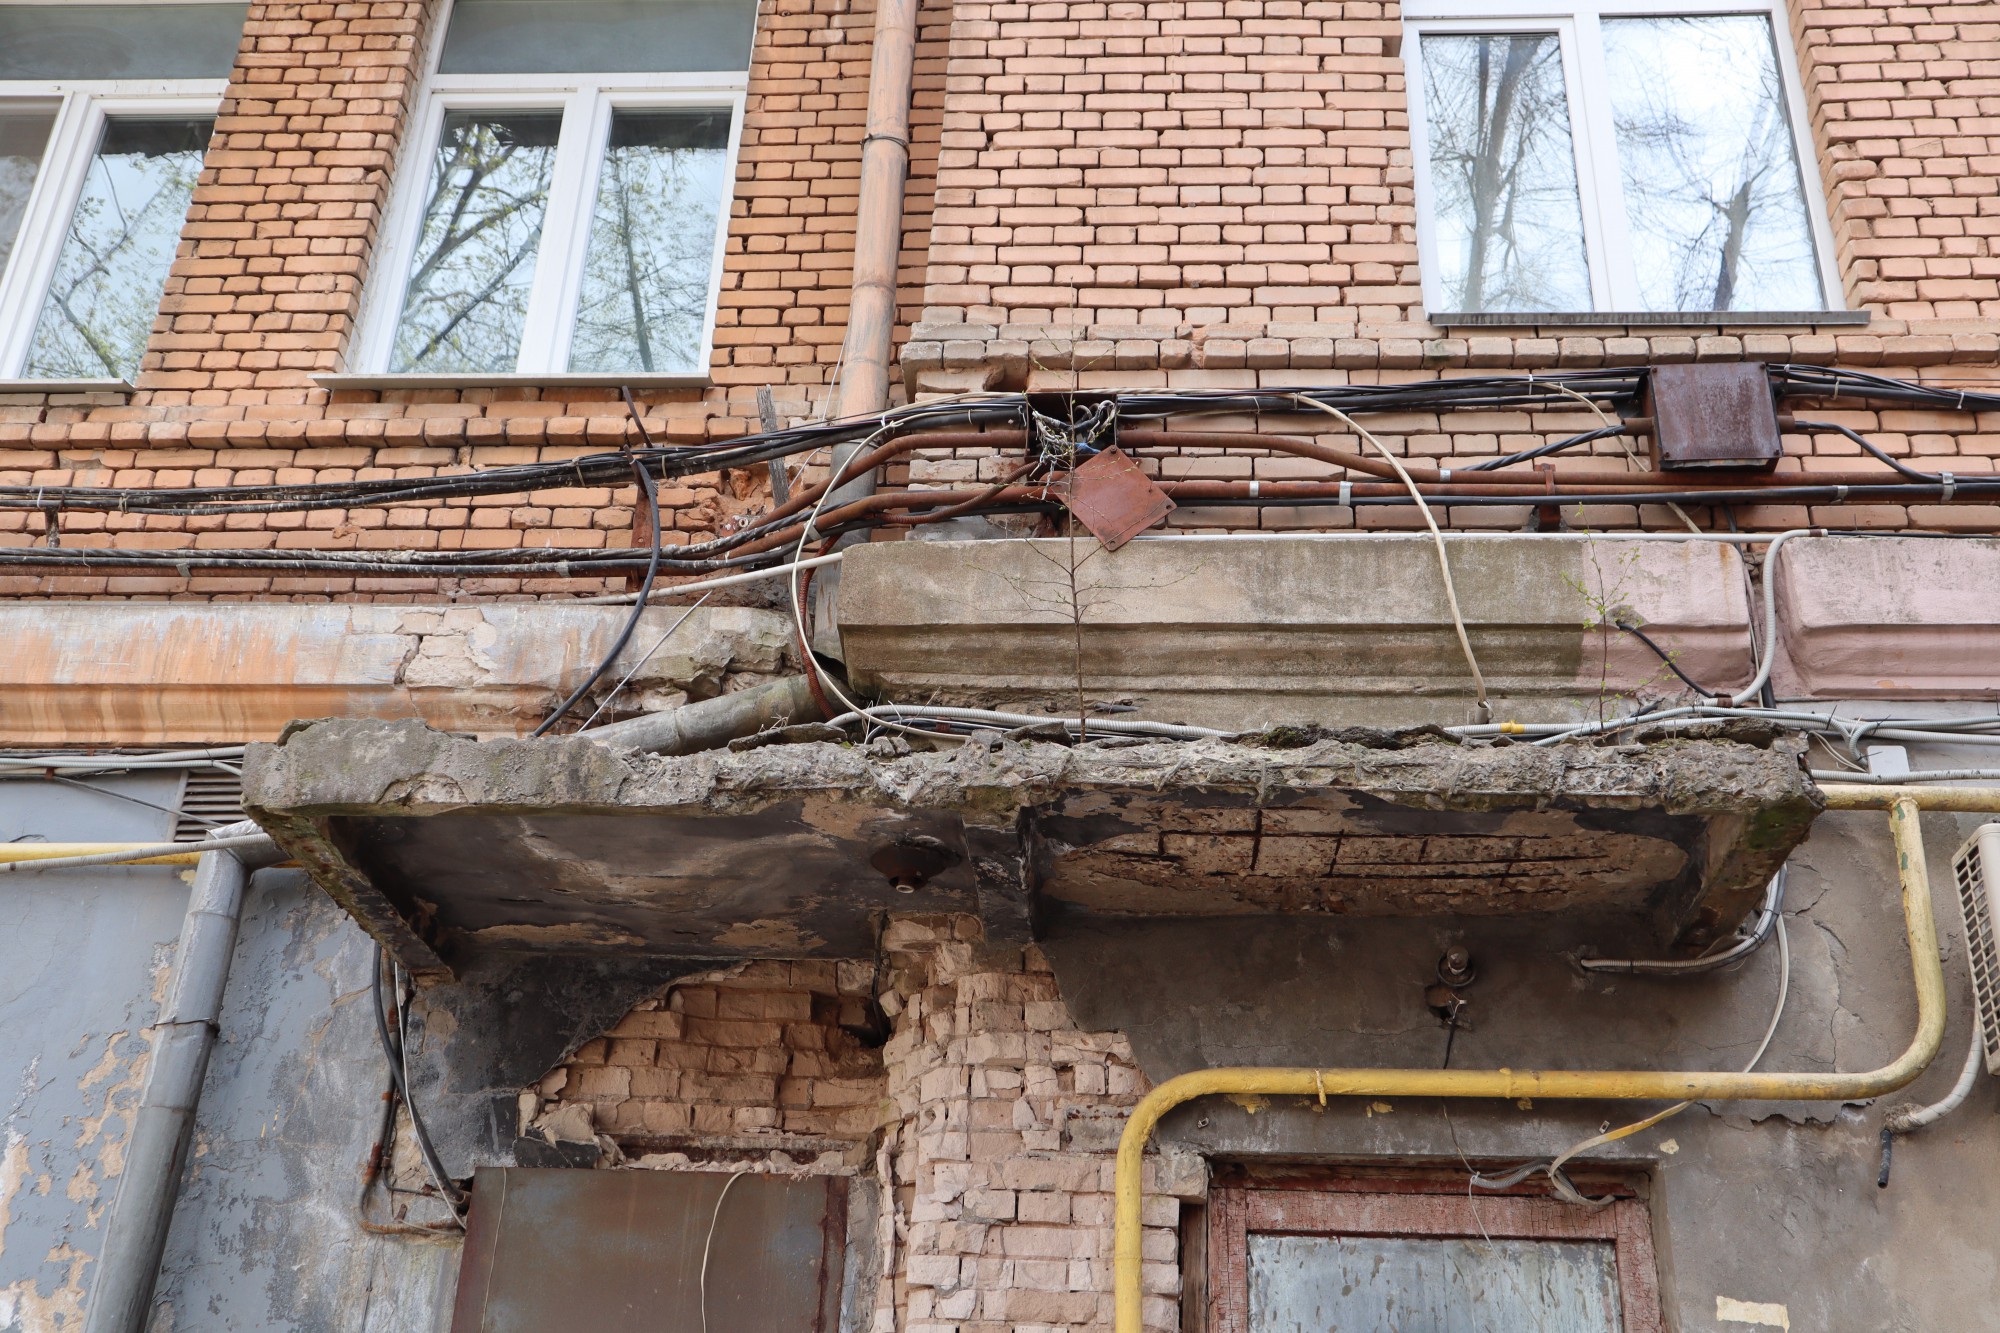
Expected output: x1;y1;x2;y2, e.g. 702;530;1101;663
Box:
1111;790;1972;1333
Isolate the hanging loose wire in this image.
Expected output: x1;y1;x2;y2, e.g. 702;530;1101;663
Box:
370;947;466;1222
1294;396;1492;723
530;391;666;737
1472;912;1791;1206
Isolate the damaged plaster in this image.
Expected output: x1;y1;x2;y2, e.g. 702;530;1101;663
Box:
245;719;1821;983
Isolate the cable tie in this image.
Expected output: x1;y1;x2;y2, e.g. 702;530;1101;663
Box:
1314;1071;1327;1106
1338;479;1352;507
1942;472;1956;501
1836;485;1848;501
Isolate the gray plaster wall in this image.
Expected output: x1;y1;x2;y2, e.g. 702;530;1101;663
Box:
0;779;460;1333
147;869;459;1333
1044;804;2000;1333
0;777;188;1331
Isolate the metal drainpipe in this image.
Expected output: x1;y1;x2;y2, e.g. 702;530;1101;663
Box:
827;0;921;497
85;821;280;1333
809;0;920;659
1109;785;1993;1333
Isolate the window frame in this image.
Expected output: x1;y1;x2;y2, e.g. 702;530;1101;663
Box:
353;12;749;385
1206;1170;1665;1333
1403;0;1846;322
0;78;226;381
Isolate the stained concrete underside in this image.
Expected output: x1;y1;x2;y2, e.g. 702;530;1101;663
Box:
246;719;1822;979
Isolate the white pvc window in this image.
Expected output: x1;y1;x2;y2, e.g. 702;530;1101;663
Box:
0;3;244;381
357;0;755;379
1404;0;1843;318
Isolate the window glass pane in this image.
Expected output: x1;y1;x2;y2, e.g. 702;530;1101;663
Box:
0;105;55;280
1603;16;1825;312
1420;33;1593;313
439;0;759;75
22;116;211;381
389;110;561;375
0;4;249;80
568;109;730;374
1249;1234;1623;1331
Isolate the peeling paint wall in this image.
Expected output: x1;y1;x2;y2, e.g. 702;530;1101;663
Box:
0;778;187;1333
148;869;459;1333
1;781;463;1333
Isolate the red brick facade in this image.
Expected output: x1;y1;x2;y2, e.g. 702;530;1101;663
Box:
4;0;2000;600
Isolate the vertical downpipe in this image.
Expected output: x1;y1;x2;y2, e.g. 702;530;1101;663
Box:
813;0;922;655
85;823;272;1333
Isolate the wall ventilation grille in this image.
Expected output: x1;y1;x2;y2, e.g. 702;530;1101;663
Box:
1952;824;2000;1077
174;767;248;841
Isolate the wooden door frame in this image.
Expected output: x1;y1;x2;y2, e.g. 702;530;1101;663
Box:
1206;1169;1664;1333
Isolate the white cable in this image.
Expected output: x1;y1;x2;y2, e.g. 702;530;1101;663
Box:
576;593;713;730
824;704;1235;741
1728;528;1814;705
700;1170;751;1333
0;832;275;873
787;420;984;744
1526;916;1790;1207
1886;1019;1984;1135
573;552;844;606
1293;396;1491;722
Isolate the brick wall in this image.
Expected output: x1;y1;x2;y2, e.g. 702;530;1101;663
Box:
528;959;889;1151
7;0;2000;601
521;918;1181;1331
0;0;953;599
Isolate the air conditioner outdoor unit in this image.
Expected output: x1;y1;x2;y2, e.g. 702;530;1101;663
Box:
1953;823;2000;1076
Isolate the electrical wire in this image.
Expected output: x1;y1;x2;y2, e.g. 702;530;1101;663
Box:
1475;912;1791;1206
1792;418;1952;484
9;365;1988;523
1462;424;1630;472
529;451;663;737
699;1170;750;1333
576;593;713;730
1612;620;1717;700
370;947;466;1220
1294;397;1492;722
1575;869;1787;976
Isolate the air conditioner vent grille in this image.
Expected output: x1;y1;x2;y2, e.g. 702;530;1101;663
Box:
1951;824;2000;1077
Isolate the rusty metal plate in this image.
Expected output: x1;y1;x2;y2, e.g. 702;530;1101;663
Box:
1644;363;1782;469
1061;444;1176;550
451;1168;845;1333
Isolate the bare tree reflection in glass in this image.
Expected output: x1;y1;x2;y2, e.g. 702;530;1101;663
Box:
389;109;559;373
568;109;729;374
1604;16;1823;312
23;116;210;380
0;106;55;281
1421;33;1592;312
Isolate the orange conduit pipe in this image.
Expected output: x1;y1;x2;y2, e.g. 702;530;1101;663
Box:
1111;787;1985;1333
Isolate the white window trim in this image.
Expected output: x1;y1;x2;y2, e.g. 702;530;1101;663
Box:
354;38;749;382
0;79;226;378
1403;0;1847;320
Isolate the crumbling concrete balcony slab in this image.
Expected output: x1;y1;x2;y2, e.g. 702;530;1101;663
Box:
835;534;1755;731
245;720;1819;982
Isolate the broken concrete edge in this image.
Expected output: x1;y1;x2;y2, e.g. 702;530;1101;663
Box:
244;716;1824;969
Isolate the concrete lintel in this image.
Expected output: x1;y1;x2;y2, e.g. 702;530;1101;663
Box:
246;719;1821;975
1776;535;2000;698
836;535;1755;731
1;601;795;744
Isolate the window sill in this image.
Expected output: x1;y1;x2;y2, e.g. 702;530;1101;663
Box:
313;372;711;392
0;378;135;394
1427;310;1871;329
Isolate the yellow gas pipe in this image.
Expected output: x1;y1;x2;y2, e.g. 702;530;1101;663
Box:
1111;787;1991;1333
